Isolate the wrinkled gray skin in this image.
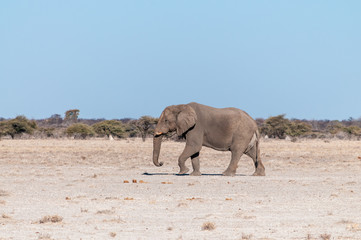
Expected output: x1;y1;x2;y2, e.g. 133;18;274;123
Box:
153;102;265;176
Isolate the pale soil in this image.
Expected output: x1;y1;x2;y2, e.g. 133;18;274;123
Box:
0;138;361;240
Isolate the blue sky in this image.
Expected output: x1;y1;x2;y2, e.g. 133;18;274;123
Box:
1;1;360;120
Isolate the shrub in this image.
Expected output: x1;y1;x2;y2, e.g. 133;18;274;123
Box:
39;215;63;224
286;120;312;137
201;222;215;231
136;116;158;141
123;120;139;138
0;116;37;139
66;123;94;139
92;120;125;138
343;125;361;136
261;115;313;138
261;114;290;139
0;121;12;138
326;121;344;134
47;114;63;125
38;127;56;137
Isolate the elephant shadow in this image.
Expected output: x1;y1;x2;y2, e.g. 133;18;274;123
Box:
142;172;247;176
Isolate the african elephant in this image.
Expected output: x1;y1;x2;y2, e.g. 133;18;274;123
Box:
152;102;265;176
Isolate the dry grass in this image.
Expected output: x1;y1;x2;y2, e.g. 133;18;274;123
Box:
96;209;115;215
320;234;331;240
347;223;361;232
2;213;11;219
0;190;9;197
201;222;215;231
39;215;63;224
306;234;316;240
1;138;360;171
37;233;54;240
1;138;361;239
241;233;254;240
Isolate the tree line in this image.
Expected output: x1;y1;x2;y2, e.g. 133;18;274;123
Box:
1;110;361;140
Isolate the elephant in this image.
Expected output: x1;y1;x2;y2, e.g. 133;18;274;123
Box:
152;102;265;176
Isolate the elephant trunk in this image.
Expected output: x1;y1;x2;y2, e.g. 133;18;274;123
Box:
153;135;164;167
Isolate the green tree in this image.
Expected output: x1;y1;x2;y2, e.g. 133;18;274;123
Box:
0;121;12;138
286;120;312;137
343;125;361;136
326;121;344;134
64;109;80;124
47;114;63;125
66;123;94;139
92;120;125;138
136;116;158;141
0;116;37;139
261;114;290;139
123;120;139;138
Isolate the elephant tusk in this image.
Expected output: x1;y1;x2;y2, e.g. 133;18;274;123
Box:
155;132;163;136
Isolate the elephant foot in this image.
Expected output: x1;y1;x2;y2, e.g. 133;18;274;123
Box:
190;171;201;176
222;170;236;176
178;167;190;175
252;169;265;176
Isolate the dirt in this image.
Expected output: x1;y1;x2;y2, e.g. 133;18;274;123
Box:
1;138;361;239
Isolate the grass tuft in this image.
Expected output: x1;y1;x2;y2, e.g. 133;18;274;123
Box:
201;222;215;231
320;234;331;240
39;215;63;224
0;190;9;197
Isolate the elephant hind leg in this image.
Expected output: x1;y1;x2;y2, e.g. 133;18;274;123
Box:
245;142;265;176
223;150;243;176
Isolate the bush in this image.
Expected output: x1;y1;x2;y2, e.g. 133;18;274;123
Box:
326;121;344;135
343;125;361;136
47;114;63;125
261;115;290;139
0;116;37;139
66;123;94;139
38;127;56;138
0;121;12;138
136;116;158;141
92;120;125;138
286;120;312;137
123;120;139;138
261;115;313;138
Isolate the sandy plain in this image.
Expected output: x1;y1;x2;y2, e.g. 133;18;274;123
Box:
0;138;361;240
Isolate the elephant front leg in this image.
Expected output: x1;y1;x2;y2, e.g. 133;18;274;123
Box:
178;145;200;175
190;152;201;176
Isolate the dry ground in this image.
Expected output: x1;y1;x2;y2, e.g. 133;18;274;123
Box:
0;138;361;240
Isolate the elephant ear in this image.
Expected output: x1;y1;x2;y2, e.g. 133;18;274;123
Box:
176;105;197;136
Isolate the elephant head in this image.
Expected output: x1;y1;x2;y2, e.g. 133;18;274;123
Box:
153;104;197;167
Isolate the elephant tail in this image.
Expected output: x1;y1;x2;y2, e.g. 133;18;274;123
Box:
245;131;258;154
255;130;260;162
255;129;260;147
